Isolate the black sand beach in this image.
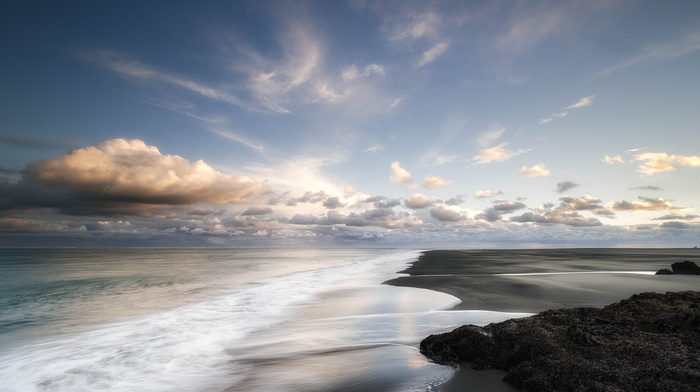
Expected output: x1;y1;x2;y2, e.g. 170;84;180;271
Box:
386;249;700;391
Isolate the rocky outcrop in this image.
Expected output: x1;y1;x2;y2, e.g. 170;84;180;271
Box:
420;291;700;392
672;260;700;275
656;260;700;275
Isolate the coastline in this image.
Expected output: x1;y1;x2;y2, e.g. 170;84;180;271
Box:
385;249;700;391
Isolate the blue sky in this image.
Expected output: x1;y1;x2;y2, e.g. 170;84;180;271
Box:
1;0;699;247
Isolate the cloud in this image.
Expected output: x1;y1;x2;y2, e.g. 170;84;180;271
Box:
385;11;440;41
493;201;527;212
473;143;529;164
607;197;681;212
445;196;465;206
632;152;700;175
659;221;698;230
474;190;494;199
430;205;467;222
632;185;663;191
475;201;526;222
556;181;579;193
80;49;247;108
364;196;402;209
603;155;624;164
540;96;593;124
209;129;265;153
496;5;565;52
0;134;81;150
341;64;385;81
405;193;433;209
422;176;452;189
389;96;406;109
558;195;603;211
23;138;265;208
519;163;551;177
510;210;602;227
289;208;422;229
390;161;414;185
652;214;699;221
322;196;345;209
363;144;385;153
241;206;274;216
476;126;507;147
417;42;449;67
565;95;594;109
595;30;700;78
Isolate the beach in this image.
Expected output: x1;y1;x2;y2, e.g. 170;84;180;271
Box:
1;248;698;391
387;248;700;391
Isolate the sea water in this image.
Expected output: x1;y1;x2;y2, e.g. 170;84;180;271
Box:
0;248;529;392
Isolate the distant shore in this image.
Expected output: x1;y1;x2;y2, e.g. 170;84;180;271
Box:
386;249;700;391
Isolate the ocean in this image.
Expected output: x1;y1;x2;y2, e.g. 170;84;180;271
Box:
0;248;528;392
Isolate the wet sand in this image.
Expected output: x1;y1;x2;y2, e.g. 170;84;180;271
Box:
386;248;700;391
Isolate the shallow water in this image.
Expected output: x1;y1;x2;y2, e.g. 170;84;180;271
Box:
0;248;529;392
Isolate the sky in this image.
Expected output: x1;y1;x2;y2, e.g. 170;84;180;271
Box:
1;0;699;248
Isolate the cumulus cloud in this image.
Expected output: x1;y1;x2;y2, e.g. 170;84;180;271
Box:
241;206;274;216
430;205;467;222
445;196;465;206
417;42;449;67
322;196;345;209
475;201;527;222
390;161;414;185
422;176;452;189
632;152;700;175
474;190;494;199
603;155;624;164
405;193;433;209
364;196;402;209
473;143;529;164
519;163;551;177
23;138;265;207
607;197;681;212
558;195;603;211
556;181;579;193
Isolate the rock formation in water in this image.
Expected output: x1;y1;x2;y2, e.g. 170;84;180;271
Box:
656;260;700;275
420;291;700;392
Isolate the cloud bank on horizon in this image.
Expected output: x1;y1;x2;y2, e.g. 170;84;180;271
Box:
0;0;699;247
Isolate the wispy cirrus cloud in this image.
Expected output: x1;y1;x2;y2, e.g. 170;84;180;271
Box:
209;129;265;153
473;143;529;165
417;42;449;67
79;49;247;108
595;31;700;78
540;95;594;125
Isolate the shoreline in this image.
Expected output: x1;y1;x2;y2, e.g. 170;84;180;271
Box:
385;249;700;391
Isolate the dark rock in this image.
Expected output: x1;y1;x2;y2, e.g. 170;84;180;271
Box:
420;291;700;392
671;260;700;275
656;268;673;275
